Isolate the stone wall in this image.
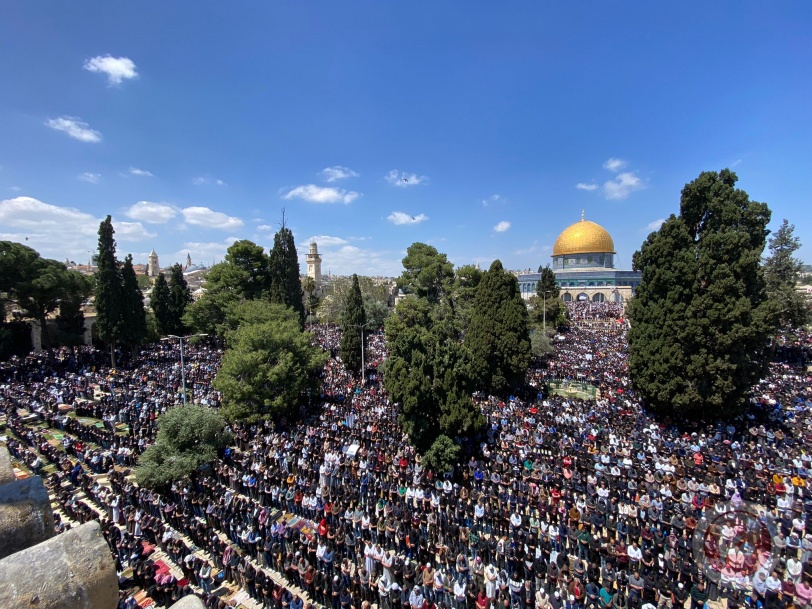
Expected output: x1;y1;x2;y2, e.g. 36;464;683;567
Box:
0;447;205;609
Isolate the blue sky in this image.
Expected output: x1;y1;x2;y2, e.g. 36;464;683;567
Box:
1;2;810;276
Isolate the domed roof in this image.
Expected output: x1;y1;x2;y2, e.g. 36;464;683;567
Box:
552;218;615;256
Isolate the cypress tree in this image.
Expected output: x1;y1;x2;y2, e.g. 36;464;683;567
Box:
168;263;192;335
340;274;367;374
150;273;171;336
95;216;124;366
121;254;147;355
763;219;809;329
269;222;305;328
628;169;773;420
465;260;531;395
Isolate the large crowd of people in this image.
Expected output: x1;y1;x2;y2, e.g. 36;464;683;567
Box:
2;305;812;609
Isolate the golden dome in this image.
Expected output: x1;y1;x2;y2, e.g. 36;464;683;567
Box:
552;219;615;256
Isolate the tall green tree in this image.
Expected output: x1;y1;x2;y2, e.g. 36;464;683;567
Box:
14;258;72;350
465;260;531;395
214;302;328;423
528;266;564;332
386;245;486;472
451;264;485;332
319;275;391;327
183;240;270;336
340;274;367;374
628;169;773;420
150;273;171;335
269;223;305;327
95;216;125;366
135;405;232;489
763;219;809;329
168;263;192;335
397;243;454;304
121;254;147;354
385;297;484;469
55;272;93;345
0;242;89;349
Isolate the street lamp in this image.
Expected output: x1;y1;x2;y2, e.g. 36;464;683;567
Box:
160;333;208;406
348;321;375;384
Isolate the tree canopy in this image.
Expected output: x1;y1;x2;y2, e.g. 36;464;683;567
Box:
385;243;486;472
183;239;270;337
340;274;367;374
397;242;454;304
628;169;774;420
214;301;328;423
120;254;148;353
135;405;232;489
0;241;92;350
167;263;192;335
763;219;809;329
268;224;305;327
94;216;125;365
317;275;391;328
465;260;532;395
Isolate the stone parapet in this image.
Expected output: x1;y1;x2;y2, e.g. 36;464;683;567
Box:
0;464;55;560
0;447;15;484
169;596;207;609
0;520;118;609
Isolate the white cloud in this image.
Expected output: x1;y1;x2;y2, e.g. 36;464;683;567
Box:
603;158;628;172
384;169;428;187
493;221;511;233
283;184;359;204
170;238;239;266
8;186;22;192
603;172;644;200
181;206;243;230
257;224;274;231
576;183;598;192
481;194;503;207
124;201;178;224
45;117;102;143
387;211;428;226
193;176;226;186
304;235;348;247
83;55;138;86
129;167;153;177
114;220;155;241
320;166;359;182
646;218;665;231
304;244;402;277
514;241;540;256
0;196;100;259
78;172;101;184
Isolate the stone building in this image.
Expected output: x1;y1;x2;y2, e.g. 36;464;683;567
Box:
147;249;160;277
306;242;322;289
517;213;642;304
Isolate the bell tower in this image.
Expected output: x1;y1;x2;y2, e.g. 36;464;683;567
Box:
306;242;322;288
147;249;160;277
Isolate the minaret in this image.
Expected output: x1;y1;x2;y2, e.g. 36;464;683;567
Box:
185;253;192;270
306;242;322;288
148;249;160;277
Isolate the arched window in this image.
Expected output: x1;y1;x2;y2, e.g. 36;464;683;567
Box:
577;292;589;301
592;293;606;303
562;292;572;302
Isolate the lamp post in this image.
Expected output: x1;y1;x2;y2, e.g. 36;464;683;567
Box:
349;322;375;385
161;333;208;406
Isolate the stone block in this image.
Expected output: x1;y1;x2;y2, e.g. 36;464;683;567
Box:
170;596;207;609
0;475;55;559
0;521;118;609
0;447;14;484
